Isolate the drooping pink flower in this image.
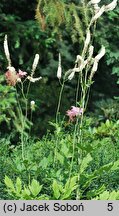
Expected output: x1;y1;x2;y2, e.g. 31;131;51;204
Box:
18;69;27;78
66;106;83;122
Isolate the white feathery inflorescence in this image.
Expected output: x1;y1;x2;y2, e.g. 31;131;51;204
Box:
91;6;105;22
91;0;101;4
84;30;91;47
68;70;75;80
95;46;106;61
105;0;117;12
31;54;40;77
4;35;12;67
57;53;62;79
27;76;42;82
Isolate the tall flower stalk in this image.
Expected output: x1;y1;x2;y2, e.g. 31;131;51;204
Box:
3;35;42;160
59;0;117;199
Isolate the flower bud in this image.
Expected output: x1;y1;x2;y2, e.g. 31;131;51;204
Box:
31;100;35;110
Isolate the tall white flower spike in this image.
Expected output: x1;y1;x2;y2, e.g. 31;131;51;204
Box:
95;46;106;61
57;53;62;79
105;0;117;12
27;76;42;82
91;6;105;22
91;0;101;4
4;35;12;67
31;54;40;77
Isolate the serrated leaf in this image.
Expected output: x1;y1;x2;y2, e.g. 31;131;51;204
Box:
56;152;64;164
22;188;31;197
16;177;22;194
29;179;42;197
80;154;92;174
52;180;61;199
4;176;15;191
111;160;119;171
99;191;109;200
61;176;77;200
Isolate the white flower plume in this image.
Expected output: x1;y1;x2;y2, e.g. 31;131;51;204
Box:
27;76;42;82
95;46;106;61
105;0;117;12
91;6;105;22
91;0;101;4
31;54;40;77
57;53;62;79
4;35;12;67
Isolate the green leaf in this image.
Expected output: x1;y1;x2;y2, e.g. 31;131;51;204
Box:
16;177;22;194
22;188;31;198
52;180;61;199
109;191;119;200
4;176;15;191
111;160;119;171
29;179;42;197
87;185;106;199
99;191;110;200
80;154;92;174
61;176;77;200
56;152;64;164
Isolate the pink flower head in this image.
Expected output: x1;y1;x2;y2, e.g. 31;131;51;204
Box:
18;69;27;78
66;106;83;122
5;67;19;86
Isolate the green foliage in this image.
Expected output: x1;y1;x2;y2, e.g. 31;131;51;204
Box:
1;116;119;200
4;176;48;200
0;75;17;131
52;176;77;199
94;190;119;200
0;0;119;201
36;0;90;43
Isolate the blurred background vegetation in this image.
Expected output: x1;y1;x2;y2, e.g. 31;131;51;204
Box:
0;0;119;137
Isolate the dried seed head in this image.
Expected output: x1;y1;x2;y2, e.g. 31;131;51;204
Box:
105;0;117;12
57;53;62;79
4;35;12;67
31;54;40;77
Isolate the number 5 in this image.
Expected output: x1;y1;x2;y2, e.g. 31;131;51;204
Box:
107;203;113;211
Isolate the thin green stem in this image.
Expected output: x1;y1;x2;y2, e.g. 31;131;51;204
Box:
54;80;65;166
56;80;65;124
68;118;79;180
